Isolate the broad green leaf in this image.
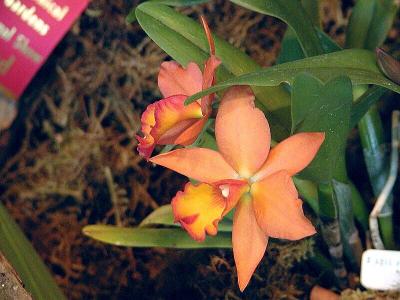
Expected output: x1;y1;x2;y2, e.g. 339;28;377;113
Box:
346;0;398;50
83;225;232;248
126;0;210;23
135;2;291;139
0;203;65;299
139;204;233;231
277;28;341;64
230;0;323;56
291;73;353;182
186;49;400;104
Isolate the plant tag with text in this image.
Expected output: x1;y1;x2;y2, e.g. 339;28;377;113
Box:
361;249;400;291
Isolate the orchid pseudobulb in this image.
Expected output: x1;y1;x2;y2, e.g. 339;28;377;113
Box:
149;86;325;291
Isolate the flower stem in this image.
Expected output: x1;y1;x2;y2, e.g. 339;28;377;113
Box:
318;182;348;288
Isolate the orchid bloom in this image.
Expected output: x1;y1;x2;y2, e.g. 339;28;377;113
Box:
137;18;221;159
149;86;325;291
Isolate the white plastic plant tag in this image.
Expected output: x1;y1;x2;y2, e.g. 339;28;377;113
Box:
361;249;400;290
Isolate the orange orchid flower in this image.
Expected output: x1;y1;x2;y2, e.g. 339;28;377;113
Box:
149;86;325;291
137;17;221;159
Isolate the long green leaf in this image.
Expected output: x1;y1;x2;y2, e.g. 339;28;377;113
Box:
230;0;323;56
301;0;320;27
0;203;65;299
83;225;232;248
126;0;210;23
186;49;400;104
135;2;291;139
277;28;341;64
346;0;398;50
139;204;233;232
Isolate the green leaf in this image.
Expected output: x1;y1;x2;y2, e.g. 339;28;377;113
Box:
83;225;232;248
135;2;291;139
277;28;341;64
346;0;398;50
186;49;400;104
293;177;319;214
126;0;210;23
301;0;320;27
0;203;65;299
139;204;233;232
291;73;353;182
230;0;323;56
139;205;175;227
350;86;387;128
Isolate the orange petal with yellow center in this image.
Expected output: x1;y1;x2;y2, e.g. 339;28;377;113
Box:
152;95;203;142
252;132;325;181
158;61;203;98
233;195;268;291
172;182;226;241
137;95;204;159
150;148;238;183
215;86;271;178
251;170;316;240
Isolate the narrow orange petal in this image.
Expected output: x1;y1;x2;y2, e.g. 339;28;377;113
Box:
233;195;268;291
251;170;316;240
252;132;325;181
158;61;203;98
173;116;209;145
215;86;271;178
137;103;156;159
150;148;238;183
172;182;226;241
201;56;221;115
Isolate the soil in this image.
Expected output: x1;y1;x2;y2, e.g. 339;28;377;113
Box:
0;0;399;299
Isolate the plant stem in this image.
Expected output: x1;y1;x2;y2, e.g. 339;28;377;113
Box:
318;182;347;288
356;86;396;249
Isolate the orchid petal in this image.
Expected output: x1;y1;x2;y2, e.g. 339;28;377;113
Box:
173;117;209;145
251;171;316;240
252;132;325;181
172;182;226;241
233;195;268;291
213;179;249;216
137;95;203;159
215;86;271;178
201;56;221;115
150;148;238;183
158;61;203;98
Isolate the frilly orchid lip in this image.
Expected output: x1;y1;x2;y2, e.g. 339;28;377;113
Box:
149;85;325;291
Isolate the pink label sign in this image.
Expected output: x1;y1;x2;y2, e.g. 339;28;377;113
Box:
0;0;89;99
